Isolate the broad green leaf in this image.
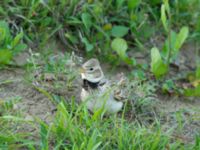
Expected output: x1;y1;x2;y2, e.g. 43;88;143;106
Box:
128;0;140;10
111;38;128;59
111;26;129;37
81;13;92;32
175;26;189;50
0;49;12;65
11;32;23;48
162;31;177;58
163;0;170;14
82;37;94;52
162;27;188;62
161;4;168;32
151;47;168;78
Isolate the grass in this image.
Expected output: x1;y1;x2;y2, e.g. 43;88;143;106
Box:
1;0;200;149
0;98;199;149
38;102;174;150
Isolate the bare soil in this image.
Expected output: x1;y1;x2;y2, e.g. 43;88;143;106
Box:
0;69;56;124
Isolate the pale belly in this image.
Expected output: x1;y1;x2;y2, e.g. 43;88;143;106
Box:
80;88;123;114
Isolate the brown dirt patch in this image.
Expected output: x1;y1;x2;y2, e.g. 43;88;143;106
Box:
0;69;56;124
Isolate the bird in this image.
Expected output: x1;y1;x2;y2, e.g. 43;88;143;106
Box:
80;58;123;114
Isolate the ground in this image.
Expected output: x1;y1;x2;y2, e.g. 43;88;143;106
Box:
1;1;200;149
0;69;55;124
0;55;200;145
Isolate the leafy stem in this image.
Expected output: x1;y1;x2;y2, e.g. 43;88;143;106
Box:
162;0;172;65
166;9;171;65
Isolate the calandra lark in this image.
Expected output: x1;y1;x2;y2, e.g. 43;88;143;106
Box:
80;58;124;114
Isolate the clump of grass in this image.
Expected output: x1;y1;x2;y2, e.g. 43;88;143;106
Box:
26;50;81;98
0;96;21;116
0;20;27;66
0;96;33;149
34;100;196;149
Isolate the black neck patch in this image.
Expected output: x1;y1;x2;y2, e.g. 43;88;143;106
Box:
83;79;99;90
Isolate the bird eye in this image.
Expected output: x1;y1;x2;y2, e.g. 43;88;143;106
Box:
89;67;94;71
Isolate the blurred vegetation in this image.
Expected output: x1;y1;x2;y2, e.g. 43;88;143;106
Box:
0;0;199;50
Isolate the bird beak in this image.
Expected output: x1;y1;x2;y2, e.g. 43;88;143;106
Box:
79;67;86;73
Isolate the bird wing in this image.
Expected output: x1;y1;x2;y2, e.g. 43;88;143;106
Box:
113;73;128;101
114;88;126;101
98;78;127;101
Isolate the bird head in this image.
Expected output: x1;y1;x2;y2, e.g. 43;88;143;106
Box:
80;58;104;83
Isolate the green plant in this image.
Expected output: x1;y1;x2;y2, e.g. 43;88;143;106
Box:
0;96;33;149
111;38;128;60
151;0;189;78
0;0;156;65
0;21;27;66
34;101;180;149
151;47;168;78
0;96;21;115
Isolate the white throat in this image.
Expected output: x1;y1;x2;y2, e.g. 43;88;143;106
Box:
81;73;103;83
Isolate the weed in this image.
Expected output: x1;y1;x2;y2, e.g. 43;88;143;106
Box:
150;0;189;78
0;21;27;66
